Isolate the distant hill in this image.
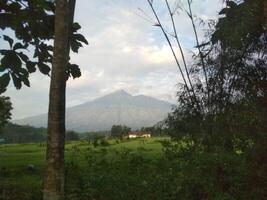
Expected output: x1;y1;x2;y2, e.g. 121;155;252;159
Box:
14;90;172;132
1;123;47;144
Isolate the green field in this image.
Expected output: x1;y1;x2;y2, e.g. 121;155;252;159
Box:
0;137;169;200
1;137;263;200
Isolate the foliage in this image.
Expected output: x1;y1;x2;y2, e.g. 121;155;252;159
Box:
149;1;267;198
65;130;80;141
110;125;131;138
0;123;82;143
80;131;108;140
166;0;267;150
140;123;168;136
0;96;12;133
0;0;88;94
1;138;266;199
1;123;46;143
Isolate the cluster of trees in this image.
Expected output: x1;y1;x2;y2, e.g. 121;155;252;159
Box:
144;0;266;147
142;0;267;197
110;125;131;138
65;130;80;141
140;121;167;136
110;122;167;138
0;123;80;143
0;96;12;133
1;123;46;143
162;0;267;148
80;131;108;140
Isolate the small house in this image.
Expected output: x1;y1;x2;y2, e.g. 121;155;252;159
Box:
125;132;151;139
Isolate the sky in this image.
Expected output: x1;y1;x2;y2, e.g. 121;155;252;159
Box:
4;0;222;120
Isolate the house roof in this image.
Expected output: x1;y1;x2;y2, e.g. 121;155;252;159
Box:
128;131;151;136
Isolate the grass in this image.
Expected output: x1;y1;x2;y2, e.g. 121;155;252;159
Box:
0;137;168;200
1;136;260;200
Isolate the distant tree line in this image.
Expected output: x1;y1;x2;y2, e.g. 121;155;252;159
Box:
0;123;80;144
110;123;167;138
110;125;131;138
1;123;47;143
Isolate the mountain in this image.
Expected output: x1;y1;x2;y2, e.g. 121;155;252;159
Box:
14;90;172;132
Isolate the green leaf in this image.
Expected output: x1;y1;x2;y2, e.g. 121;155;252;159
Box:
66;63;81;79
8;2;21;12
0;73;10;94
219;8;228;15
74;33;88;45
26;61;36;73
13;42;28;51
0;64;6;72
38;63;50;75
21;74;30;87
18;52;29;63
3;35;13;48
1;51;22;71
226;1;237;8
72;22;81;32
11;73;21;89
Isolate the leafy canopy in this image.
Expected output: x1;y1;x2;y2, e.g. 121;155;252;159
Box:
0;0;88;94
0;96;12;133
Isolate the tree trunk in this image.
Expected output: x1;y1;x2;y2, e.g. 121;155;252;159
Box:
264;0;267;29
43;0;69;199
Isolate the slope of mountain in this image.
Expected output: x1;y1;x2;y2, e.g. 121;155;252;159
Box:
14;90;172;132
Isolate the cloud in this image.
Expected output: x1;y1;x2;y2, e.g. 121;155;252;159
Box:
4;0;221;119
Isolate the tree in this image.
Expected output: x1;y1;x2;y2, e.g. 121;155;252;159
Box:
2;123;46;143
0;0;87;93
144;0;266;150
0;96;12;133
65;130;79;141
111;125;131;138
0;1;87;199
43;0;71;199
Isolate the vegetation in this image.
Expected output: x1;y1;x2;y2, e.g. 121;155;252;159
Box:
65;130;80;141
1;1;87;198
0;96;12;133
0;123;83;144
0;0;87;93
140;124;167;136
146;0;267;199
1;123;46;143
0;0;266;199
110;125;131;138
1;137;266;199
80;131;109;140
1;0;87;198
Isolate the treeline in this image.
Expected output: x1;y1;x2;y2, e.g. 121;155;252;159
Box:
109;124;167;138
0;123;166;144
0;123;81;144
1;123;47;143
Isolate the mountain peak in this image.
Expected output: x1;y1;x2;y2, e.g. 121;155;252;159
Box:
14;90;172;132
110;89;131;96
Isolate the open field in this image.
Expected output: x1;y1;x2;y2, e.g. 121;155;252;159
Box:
0;137;169;200
1;137;265;200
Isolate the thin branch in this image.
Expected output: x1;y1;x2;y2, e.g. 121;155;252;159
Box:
165;0;201;110
186;0;210;109
146;0;196;108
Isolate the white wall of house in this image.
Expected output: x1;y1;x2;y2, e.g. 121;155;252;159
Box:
129;134;137;138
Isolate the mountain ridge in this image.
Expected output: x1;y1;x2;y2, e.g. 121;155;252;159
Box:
14;90;172;132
